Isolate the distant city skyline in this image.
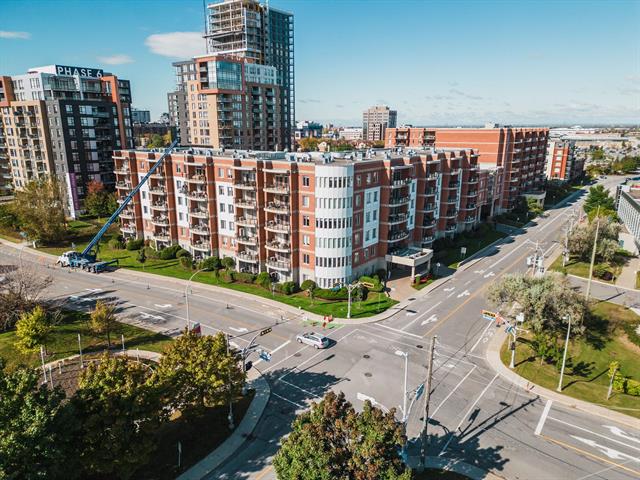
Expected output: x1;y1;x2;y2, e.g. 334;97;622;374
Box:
2;0;639;126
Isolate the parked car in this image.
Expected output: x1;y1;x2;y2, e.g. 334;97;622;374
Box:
296;332;329;349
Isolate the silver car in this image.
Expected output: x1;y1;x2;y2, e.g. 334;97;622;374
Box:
296;332;329;349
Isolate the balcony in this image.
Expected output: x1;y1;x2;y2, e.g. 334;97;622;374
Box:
150;202;168;211
235;199;257;209
120;208;135;219
151;216;169;226
266;258;291;271
461;203;477;211
384;213;408;225
423;189;436;196
445;182;460;189
264;184;290;194
116;181;132;190
422;236;434;244
149;186;166;194
422;219;436;228
237;235;258;246
385;230;410;243
186;190;208;201
464;216;477;223
385;196;410;207
236;216;257;227
422;204;436;212
114;167;130;175
442;210;457;219
264;202;289;214
153;231;171;241
266;240;291;252
465;190;478;197
190;208;208;219
390;178;412;188
444;196;457;204
190;224;210;236
468;176;479;184
192;241;210;252
265;221;290;233
150;171;165;179
445;225;457;233
234;180;256;190
185;174;206;184
121;225;136;234
237;251;259;263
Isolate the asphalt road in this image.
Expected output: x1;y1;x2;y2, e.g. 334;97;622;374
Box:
2;175;639;480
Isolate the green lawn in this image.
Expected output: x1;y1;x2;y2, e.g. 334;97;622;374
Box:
550;254;621;284
438;229;507;269
0;309;173;370
500;302;640;418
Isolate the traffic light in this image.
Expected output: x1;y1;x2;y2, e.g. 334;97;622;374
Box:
260;327;272;336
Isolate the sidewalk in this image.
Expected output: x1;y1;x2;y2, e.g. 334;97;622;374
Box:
616;255;640;290
405;456;503;480
178;371;271;480
486;326;640;430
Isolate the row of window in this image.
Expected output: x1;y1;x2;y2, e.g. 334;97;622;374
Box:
315;217;352;229
316;236;352;249
316;256;352;268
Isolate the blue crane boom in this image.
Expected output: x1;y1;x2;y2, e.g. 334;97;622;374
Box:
80;139;179;257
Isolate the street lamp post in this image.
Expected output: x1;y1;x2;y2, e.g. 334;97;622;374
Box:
395;350;408;423
557;314;572;392
346;282;362;319
185;268;210;330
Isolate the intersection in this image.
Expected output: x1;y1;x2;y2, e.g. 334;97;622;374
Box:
1;177;638;480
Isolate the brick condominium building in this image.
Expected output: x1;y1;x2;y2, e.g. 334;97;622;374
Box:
545;140;584;182
114;146;495;286
0;64;134;216
386;126;549;212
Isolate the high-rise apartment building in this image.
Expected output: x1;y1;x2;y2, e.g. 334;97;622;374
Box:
545;140;583;182
0;65;134;216
363;106;397;143
131;108;151;124
203;0;294;149
114;146;491;285
386;126;549;213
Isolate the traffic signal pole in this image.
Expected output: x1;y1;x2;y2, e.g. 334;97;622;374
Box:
420;335;437;468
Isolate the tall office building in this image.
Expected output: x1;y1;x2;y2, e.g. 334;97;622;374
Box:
204;0;294;149
363;105;397;142
0;64;134;216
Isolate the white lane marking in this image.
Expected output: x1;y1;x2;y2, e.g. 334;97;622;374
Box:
571;436;640;463
483;271;495;278
253;339;293;365
457;290;470;298
421;314;438;326
357;392;375;402
278;377;321;399
374;323;423;339
139;312;164;321
439;373;500;456
272;391;305;409
229;326;249;333
549;416;640;453
432;365;477;417
473;270;485;274
84;288;103;293
443;287;456;292
603;426;640;445
464;280;472;286
575;460;637;480
405;311;417;316
534;399;553;435
466;320;495;356
154;303;172;309
403;301;443;331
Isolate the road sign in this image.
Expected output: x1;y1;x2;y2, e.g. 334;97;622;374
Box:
415;383;425;400
361;281;375;289
259;349;271;362
259;327;272;336
516;313;525;323
482;310;497;321
191;322;202;336
460;246;467;256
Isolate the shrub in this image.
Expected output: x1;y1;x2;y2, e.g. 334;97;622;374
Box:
221;256;235;270
179;255;193;270
235;272;256;284
176;249;191;259
280;281;299;295
623;321;640;348
375;268;387;282
108;237;124;250
158;244;185;260
315;287;349;301
199;256;221;271
414;274;421;285
359;275;383;292
593;264;608;279
220;270;235;283
126;238;144;251
300;279;317;292
255;272;272;289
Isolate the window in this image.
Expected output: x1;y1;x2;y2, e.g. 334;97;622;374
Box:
178;197;182;206
356;175;361;186
228;204;234;214
354;252;360;264
366;212;370;223
355;195;361;207
355;214;361;226
227;168;232;178
220;203;225;212
141;191;146;199
373;191;378;202
303;215;310;226
227;186;233;196
301;176;310;187
219;185;224;194
302;195;309;207
366;192;371;204
218;167;223;177
179;212;184;221
220;220;226;229
303;235;310;245
303;254;310;264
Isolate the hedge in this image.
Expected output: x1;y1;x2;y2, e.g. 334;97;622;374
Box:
315;287;349;301
126;239;144;251
255;272;272;289
301;279;317;291
359;275;384;292
235;272;256;284
199;256;222;271
158;244;187;260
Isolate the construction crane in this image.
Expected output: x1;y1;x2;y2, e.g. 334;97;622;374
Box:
57;138;179;272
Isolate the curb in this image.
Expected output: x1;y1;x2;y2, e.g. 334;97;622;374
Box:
486;326;640;430
177;372;271;480
420;456;504;480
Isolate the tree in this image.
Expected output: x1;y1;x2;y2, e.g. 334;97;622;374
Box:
221;256;235;270
487;273;587;336
154;330;245;413
567;216;621;262
72;353;162;479
0;266;52;332
146;133;169;149
90;301;119;348
273;391;410;480
137;247;147;270
0;358;74;479
298;137;320;152
527;198;543;218
84;180;117;219
12;176;67;243
583;185;615;215
14;305;52;354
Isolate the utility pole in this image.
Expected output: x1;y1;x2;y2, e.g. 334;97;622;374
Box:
562;211;576;268
226;333;234;430
395;350;409;423
420;335;437;468
585;206;601;301
557;315;572;392
346;282;362;319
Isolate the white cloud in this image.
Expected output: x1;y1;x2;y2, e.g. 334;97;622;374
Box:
97;54;134;65
0;31;31;39
145;32;205;58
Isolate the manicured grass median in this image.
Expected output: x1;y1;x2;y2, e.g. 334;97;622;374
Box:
550;254;622;284
437;229;507;269
500;302;640;418
0;309;173;370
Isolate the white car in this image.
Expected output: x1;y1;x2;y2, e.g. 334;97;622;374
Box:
296;332;329;349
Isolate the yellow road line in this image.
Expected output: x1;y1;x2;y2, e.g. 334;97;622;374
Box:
541;434;640;477
254;465;273;480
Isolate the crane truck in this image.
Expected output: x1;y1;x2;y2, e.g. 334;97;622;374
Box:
57;139;179;272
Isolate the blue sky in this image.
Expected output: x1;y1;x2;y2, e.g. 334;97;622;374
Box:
1;0;639;126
